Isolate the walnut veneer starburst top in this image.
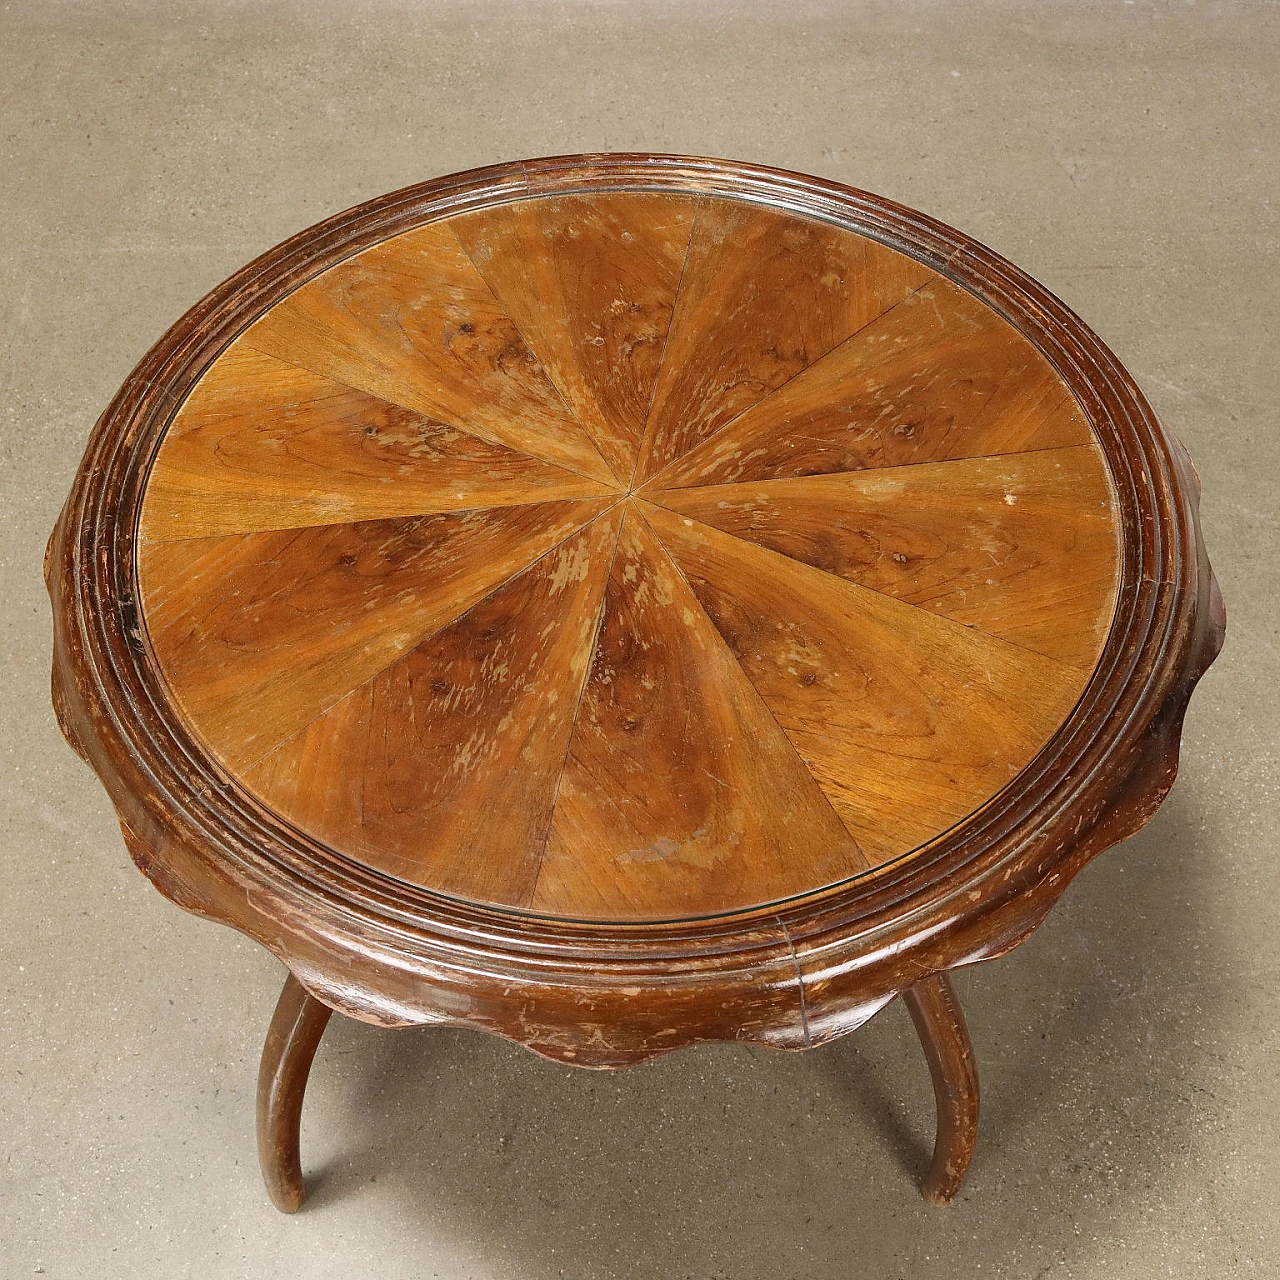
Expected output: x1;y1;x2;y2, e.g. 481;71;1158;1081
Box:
134;190;1121;923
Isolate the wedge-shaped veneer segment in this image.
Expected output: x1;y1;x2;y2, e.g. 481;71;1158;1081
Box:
650;447;1119;671
140;344;614;541
241;219;618;486
635;201;935;484
242;510;625;905
642;502;1094;863
451;192;699;484
644;276;1092;492
138;498;615;774
531;507;869;920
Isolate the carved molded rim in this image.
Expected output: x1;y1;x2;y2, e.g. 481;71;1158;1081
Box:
49;154;1221;1046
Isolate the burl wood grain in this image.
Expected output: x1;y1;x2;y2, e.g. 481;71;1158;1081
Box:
141;344;612;541
642;502;1090;862
634;201;934;485
133;185;1124;920
643;277;1091;492
452;193;698;483
243;220;617;485
531;507;867;920
652;446;1118;670
243;509;623;903
139;498;612;773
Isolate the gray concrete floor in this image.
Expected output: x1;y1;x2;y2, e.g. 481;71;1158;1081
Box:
2;1;1276;1276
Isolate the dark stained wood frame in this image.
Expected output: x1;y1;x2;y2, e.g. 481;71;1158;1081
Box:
47;154;1223;1205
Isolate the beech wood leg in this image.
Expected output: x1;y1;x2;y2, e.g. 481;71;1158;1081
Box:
901;972;979;1205
256;972;333;1213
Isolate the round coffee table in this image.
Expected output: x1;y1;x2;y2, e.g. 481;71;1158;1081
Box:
46;154;1223;1212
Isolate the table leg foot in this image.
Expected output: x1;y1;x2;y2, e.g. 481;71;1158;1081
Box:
901;971;979;1205
256;972;333;1213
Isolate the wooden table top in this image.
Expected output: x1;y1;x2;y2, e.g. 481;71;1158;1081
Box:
49;157;1221;1061
133;186;1120;923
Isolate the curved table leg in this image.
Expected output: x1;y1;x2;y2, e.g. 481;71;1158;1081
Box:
901;971;979;1205
257;972;333;1213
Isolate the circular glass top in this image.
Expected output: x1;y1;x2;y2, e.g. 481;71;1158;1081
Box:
135;189;1120;921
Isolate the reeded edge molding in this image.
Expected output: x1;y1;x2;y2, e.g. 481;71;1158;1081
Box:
46;154;1224;1067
